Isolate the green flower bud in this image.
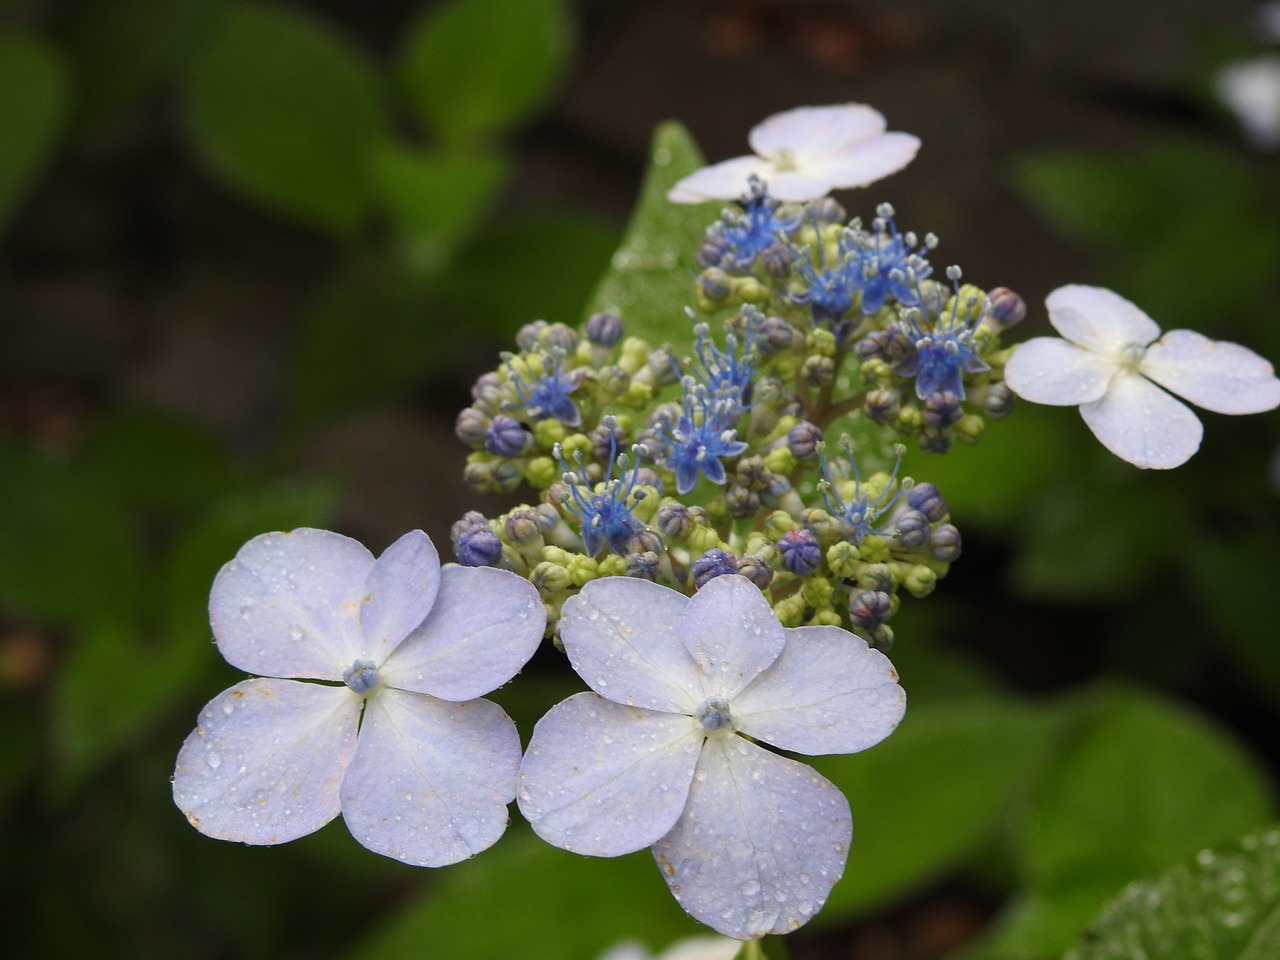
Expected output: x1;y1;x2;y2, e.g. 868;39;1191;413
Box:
622;381;653;407
525;456;559;490
618;336;651;374
802;576;833;610
734;276;769;303
559;432;593;463
530;561;572;596
534;418;567;449
773;592;807;628
826;540;861;578
765;446;797;476
566;555;599;586
903;564;937;598
808;608;843;627
598;555;626;577
955;414;985;444
860;357;893;386
688;525;724;556
856;561;897;592
541;545;571;565
764;509;797;540
805;327;838;358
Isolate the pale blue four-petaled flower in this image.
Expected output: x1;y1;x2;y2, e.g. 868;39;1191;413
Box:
172;527;545;866
516;575;906;940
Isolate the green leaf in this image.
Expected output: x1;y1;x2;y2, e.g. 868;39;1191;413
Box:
985;686;1276;958
180;3;389;234
584;121;723;353
348;829;701;960
398;0;571;144
1015;153;1157;247
1063;825;1280;960
0;35;69;235
813;697;1058;922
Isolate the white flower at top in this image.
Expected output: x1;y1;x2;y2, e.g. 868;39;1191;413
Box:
667;103;920;204
1214;54;1280;151
1004;285;1280;469
172;527;544;866
516;575;905;940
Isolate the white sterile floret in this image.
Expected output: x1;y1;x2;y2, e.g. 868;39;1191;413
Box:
516;575;906;940
1004;285;1280;469
1215;54;1280;151
172;527;545;866
667;103;920;203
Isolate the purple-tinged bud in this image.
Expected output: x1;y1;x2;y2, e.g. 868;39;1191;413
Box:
456;407;491;447
788;421;822;460
451;510;488;541
919;426;953;454
931;524;961;562
890;508;931;551
849;589;892;628
856;330;890;361
591;420;627;462
923;391;963;427
656;502;693;540
760;315;794;354
646;346;680;386
725;485;761;519
455;523;503;567
626;529;664;556
624;551;660;580
760;242;794;278
812;197;846;224
490;461;522;494
516;321;548;352
733;456;770;489
864;389;900;425
471;371;501;401
738;554;774;590
760;474;794;509
802;354;835;387
906;482;948;521
984;287;1026;328
539;323;579;353
533;502;561;533
692;548;739;589
699;268;732;301
596;365;631;398
634;467;663;493
585;312;624;347
504;507;543;545
697;234;730;269
485;415;531;457
778;528;821;575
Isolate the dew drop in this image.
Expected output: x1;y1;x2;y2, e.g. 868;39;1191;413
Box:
740;880;761;897
221;703;235;716
206;753;222;769
289;624;305;641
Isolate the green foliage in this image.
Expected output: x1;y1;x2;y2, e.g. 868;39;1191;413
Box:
398;0;572;145
180;3;390;235
349;829;702;960
1062;824;1280;960
0;35;69;236
584;121;723;353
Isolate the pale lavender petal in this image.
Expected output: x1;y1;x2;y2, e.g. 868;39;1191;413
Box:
761;170;847;202
340;688;520;866
748;104;886;162
517;692;703;857
653;737;852;940
1080;371;1203;469
172;678;360;844
666;156;773;203
559;578;701;712
359;530;440;663
1004;337;1117;405
379;566;544;701
1045;284;1161;354
1143;329;1280;414
733;626;905;755
679;576;785;700
802;132;921;192
209;528;371;679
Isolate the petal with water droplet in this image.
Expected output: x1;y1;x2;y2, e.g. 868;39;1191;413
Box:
1004;337;1116;406
172;677;360;844
517;692;702;857
1079;371;1203;469
679;576;785;700
341;688;520;866
359;530;440;663
653;737;851;940
1045;285;1161;355
1143;329;1280;415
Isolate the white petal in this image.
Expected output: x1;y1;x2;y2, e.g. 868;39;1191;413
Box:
1080;371;1204;469
666;156;773;203
380;565;544;701
517;692;702;857
1004;337;1118;405
1143;329;1280;414
559;578;701;712
359;530;439;663
172;678;360;844
340;688;520;866
680;576;785;700
757;170;848;203
733;626;905;755
209;528;371;679
800;132;921;192
748;104;887;163
1215;55;1280;150
652;737;852;940
1045;285;1161;355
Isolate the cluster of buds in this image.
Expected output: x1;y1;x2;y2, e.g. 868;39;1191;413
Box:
451;182;1024;647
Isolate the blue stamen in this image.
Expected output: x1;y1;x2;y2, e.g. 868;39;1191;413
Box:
555;420;649;557
817;439;909;543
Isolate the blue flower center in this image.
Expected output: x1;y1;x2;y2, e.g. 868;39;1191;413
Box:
1119;342;1147;373
343;658;381;695
695;696;735;734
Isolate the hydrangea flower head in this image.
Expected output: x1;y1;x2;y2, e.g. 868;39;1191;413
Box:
556;425;650;557
517;575;905;939
172;528;545;865
1004;285;1280;469
667;104;921;203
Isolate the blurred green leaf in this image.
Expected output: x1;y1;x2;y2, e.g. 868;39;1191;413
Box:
0;35;69;236
1016;153;1157;247
585;122;722;354
0;443;144;629
180;3;389;234
984;686;1275;958
814;697;1058;922
398;0;571;144
1062;824;1280;960
349;829;701;960
59;0;225;130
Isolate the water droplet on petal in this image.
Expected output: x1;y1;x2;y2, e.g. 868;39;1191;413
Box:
206;753;221;769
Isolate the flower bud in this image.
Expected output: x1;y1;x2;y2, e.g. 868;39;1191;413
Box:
455;407;491;447
890;508;932;551
516;321;548;352
585;312;624;347
737;554;774;590
788;420;822;460
931;524;962;562
530;560;572;595
539;323;579;353
984;287;1026;329
778;528;821;575
485;415;531;457
760;242;794;278
455;523;503;567
849;589;892;628
692;548;739;589
907;482;948;521
504;508;543;546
